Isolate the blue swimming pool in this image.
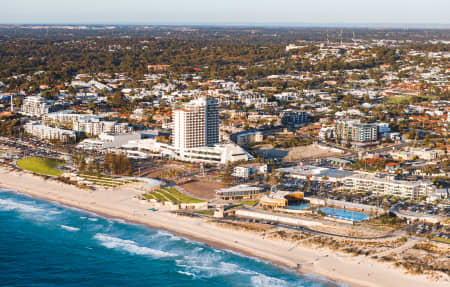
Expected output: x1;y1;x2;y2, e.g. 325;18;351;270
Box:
286;204;310;210
315;207;370;221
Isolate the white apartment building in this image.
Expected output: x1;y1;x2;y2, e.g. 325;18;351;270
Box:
73;117;132;136
24;122;76;143
44;110;132;136
233;164;268;178
20;96;50;117
343;173;435;200
43;110;88;126
172;97;219;150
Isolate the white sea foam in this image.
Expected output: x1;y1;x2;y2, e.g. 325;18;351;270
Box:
251;274;289;287
155;230;181;241
176;252;259;279
60;225;80;232
177;271;196;278
0;198;45;213
112;218;127;224
94;233;176;258
88;218;98;222
80;216;87;219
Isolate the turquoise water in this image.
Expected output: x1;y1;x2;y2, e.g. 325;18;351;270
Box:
286;204;310;210
315;207;370;222
0;190;345;287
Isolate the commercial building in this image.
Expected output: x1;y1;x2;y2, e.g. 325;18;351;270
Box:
335;119;378;143
77;133;141;150
172;97;219;150
122;137;250;164
20;96;50;117
24;121;76;143
215;184;265;200
343;173;435;200
277;165;353;182
170;143;250;164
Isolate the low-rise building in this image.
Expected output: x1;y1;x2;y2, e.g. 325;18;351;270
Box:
73;117;132;136
277;165;353;182
233;164;268;178
215;184;265;200
391;147;445;161
77;133;141;150
343;173;435;200
231;131;263;146
24;122;76;143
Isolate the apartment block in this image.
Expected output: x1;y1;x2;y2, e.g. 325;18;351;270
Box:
20;96;50;117
24;121;76;143
343;173;435;200
335;119;378;143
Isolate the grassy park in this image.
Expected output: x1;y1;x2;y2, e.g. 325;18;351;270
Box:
143;187;205;204
17;157;64;176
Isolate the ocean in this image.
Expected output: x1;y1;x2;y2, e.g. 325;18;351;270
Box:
0;189;344;287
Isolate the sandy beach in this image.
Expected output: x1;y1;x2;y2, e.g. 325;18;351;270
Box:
0;166;447;287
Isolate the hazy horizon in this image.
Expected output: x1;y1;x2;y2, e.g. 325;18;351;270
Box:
2;0;450;26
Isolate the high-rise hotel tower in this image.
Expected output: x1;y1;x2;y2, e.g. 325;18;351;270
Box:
173;97;219;150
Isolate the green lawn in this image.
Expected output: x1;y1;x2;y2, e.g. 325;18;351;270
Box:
17;157;64;176
163;188;205;203
194;210;214;215
432;236;450;244
80;174;134;187
238;200;259;207
144;188;205;204
386;95;436;104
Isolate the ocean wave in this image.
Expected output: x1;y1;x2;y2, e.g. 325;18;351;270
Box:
60;225;80;232
0;198;46;213
93;233;176;258
176;253;258;279
251;274;289;287
177;271;196;278
88;218;98;222
154;230;181;241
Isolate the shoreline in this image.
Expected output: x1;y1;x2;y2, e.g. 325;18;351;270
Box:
0;167;447;287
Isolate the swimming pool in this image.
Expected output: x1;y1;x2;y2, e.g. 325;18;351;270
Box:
286;204;310;210
315;207;370;221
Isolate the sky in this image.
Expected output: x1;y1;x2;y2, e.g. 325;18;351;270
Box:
2;0;450;25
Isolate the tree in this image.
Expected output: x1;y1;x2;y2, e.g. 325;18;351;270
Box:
222;168;233;185
112;90;124;107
